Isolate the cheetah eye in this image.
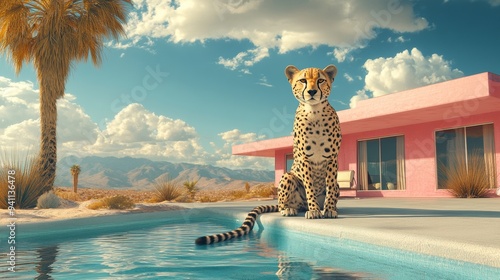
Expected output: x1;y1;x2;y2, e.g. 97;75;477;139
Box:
299;79;307;83
318;79;325;83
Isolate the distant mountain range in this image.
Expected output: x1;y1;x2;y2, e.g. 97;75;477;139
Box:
55;156;274;191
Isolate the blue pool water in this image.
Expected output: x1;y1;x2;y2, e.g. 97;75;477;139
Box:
3;210;500;279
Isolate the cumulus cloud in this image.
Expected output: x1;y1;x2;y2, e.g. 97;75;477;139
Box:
212;129;271;170
364;48;464;98
349;48;464;108
0;77;100;156
349;89;370;109
117;0;428;71
0;77;270;169
85;103;205;162
103;103;196;143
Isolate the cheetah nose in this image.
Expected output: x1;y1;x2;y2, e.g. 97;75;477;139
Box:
308;89;317;96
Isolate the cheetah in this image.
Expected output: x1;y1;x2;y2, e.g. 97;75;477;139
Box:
279;64;341;219
195;65;341;245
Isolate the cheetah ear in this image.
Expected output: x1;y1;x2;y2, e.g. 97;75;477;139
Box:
285;65;300;82
323;65;338;82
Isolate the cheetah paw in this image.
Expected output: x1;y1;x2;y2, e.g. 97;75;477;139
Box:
322;209;338;218
305;210;323;219
281;208;298;216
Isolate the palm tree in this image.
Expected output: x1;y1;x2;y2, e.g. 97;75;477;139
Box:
183;180;199;199
70;164;81;193
0;0;132;192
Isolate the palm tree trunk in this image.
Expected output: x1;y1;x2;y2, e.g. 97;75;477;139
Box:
73;175;78;193
35;44;68;192
38;89;58;191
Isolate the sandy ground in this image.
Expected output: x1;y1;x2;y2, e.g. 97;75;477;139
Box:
0;199;185;225
0;185;275;224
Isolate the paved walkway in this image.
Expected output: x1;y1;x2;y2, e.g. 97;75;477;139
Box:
185;197;500;268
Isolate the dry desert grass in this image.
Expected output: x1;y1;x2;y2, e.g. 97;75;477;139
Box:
54;182;276;206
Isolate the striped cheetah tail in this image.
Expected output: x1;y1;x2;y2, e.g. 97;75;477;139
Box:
195;205;279;245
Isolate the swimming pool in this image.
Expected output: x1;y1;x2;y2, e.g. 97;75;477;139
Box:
5;209;500;279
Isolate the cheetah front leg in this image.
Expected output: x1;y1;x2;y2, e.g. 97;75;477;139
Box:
302;161;323;219
278;172;301;216
322;160;339;218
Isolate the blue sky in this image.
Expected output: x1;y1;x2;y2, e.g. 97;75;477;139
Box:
1;0;500;171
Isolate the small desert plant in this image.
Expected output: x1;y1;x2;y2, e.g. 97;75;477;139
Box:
37;191;61;209
441;152;491;198
152;178;182;202
228;189;249;200
0;151;52;209
197;193;219;203
54;188;81;201
87;195;135;210
183;180;199;199
251;183;277;197
244;182;251;193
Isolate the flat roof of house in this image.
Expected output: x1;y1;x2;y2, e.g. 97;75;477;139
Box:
233;72;500;157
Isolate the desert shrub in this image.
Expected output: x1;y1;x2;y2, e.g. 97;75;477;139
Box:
0;151;52;209
54;188;81;201
251;183;277;197
228;189;249;200
441;153;491;198
37;191;61;209
152;178;182;202
87;195;135;210
244;182;251;193
197;193;219;203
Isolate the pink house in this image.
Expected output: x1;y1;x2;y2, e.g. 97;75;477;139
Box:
234;72;500;198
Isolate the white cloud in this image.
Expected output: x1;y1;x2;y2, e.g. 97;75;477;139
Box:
257;76;273;87
361;48;464;98
344;73;354;82
330;47;355;63
349;89;370;108
218;129;264;145
118;0;428;71
0;77;270;170
0;77;100;156
395;36;407;43
212;129;271;170
388;35;408;43
103;103;196;143
87;103;205;162
217;47;269;71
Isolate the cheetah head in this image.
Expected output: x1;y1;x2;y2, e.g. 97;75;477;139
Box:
285;65;337;106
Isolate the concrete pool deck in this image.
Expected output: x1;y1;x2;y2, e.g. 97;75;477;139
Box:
182;197;500;268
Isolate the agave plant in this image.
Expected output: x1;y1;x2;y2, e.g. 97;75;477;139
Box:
0;151;51;209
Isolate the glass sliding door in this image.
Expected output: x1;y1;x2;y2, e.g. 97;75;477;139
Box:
358;136;405;190
435;124;496;189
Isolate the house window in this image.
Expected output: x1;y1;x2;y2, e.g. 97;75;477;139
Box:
435;124;496;189
285;153;294;172
358;136;406;190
